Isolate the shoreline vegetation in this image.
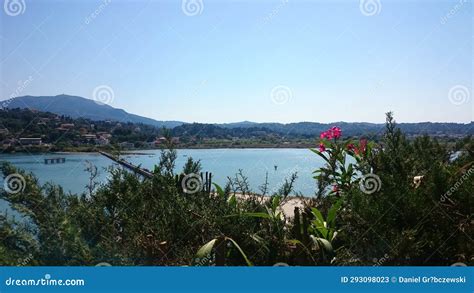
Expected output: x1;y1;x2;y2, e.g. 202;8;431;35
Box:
1;139;467;154
1;112;472;266
1;108;471;154
1;143;319;154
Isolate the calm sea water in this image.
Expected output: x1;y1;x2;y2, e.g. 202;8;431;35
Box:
0;149;325;214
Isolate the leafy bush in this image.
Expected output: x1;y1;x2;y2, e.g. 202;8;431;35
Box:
0;112;472;266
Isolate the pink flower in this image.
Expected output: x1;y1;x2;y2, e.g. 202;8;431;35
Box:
347;143;356;151
331;126;342;139
320;131;332;139
352;139;367;156
332;185;339;192
319;126;342;140
319;143;326;152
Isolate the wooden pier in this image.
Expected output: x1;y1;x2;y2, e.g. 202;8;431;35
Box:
99;151;154;178
98;151;212;194
44;157;66;164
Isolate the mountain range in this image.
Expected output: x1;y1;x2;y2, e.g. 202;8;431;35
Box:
3;95;473;137
4;95;183;128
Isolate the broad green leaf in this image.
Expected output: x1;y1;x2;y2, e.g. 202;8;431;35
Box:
314;223;329;239
310;235;333;254
310;148;330;163
327;199;343;227
227;194;237;207
226;237;253;266
196;238;217;258
271;196;281;211
212;183;225;198
311;207;324;224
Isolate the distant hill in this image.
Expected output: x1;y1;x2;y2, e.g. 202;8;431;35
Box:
219;121;376;136
5;95;184;128
218;121;473;137
3;94;472;137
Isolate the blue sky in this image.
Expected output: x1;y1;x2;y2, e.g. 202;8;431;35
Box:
0;0;472;123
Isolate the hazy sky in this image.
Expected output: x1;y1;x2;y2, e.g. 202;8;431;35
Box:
0;0;472;123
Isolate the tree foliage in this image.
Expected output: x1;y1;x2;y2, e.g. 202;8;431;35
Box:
0;113;472;266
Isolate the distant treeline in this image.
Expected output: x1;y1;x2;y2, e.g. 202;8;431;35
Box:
0;108;472;147
217;121;474;138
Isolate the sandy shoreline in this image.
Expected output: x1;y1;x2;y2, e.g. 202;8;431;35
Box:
234;193;307;218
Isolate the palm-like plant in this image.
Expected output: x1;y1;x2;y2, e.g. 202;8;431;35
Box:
308;199;342;254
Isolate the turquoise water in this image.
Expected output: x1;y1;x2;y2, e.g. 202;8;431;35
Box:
0;148;324;200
